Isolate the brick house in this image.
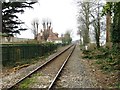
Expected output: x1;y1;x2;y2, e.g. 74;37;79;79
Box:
37;22;62;43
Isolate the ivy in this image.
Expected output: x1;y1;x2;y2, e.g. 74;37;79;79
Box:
101;2;113;16
111;2;120;44
102;2;120;48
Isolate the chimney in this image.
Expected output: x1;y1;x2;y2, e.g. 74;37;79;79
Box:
50;22;51;28
42;22;46;30
47;22;49;30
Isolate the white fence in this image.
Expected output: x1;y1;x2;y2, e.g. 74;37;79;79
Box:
0;36;33;43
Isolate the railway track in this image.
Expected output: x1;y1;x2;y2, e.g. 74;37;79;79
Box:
5;44;76;90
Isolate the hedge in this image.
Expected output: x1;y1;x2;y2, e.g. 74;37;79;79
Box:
2;43;58;66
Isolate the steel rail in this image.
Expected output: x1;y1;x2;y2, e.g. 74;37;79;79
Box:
48;45;76;90
7;44;73;90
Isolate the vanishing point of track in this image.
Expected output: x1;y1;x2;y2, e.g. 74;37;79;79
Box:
7;44;76;90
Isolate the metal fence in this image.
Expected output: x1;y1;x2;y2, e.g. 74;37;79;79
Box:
2;43;58;66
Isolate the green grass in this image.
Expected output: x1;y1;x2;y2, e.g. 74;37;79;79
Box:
18;73;43;88
18;78;35;88
32;73;43;77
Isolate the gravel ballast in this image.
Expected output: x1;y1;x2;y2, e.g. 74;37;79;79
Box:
1;44;103;89
55;44;100;88
1;45;70;89
16;46;74;88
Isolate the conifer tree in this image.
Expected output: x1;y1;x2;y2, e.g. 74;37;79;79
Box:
2;1;37;37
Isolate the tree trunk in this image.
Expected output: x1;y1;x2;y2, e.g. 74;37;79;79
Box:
106;12;112;48
84;2;90;46
0;2;2;32
97;3;100;48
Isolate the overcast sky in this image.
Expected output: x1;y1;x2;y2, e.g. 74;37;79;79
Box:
17;0;79;41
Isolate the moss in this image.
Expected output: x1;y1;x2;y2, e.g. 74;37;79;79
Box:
18;78;35;88
17;72;43;89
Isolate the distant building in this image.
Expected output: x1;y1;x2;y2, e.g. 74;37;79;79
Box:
37;22;62;43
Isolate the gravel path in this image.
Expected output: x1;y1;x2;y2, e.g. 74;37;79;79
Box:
1;45;70;89
55;44;100;88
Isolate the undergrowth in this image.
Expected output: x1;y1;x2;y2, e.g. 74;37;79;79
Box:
82;47;119;72
81;46;120;88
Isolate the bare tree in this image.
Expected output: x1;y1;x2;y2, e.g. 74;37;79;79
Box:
77;1;105;48
42;18;52;41
31;18;39;40
77;1;92;46
90;1;106;48
90;1;102;48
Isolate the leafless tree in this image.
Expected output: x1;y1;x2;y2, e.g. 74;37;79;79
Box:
31;18;39;40
77;1;105;48
42;18;52;41
77;1;92;46
90;1;105;48
90;2;101;48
